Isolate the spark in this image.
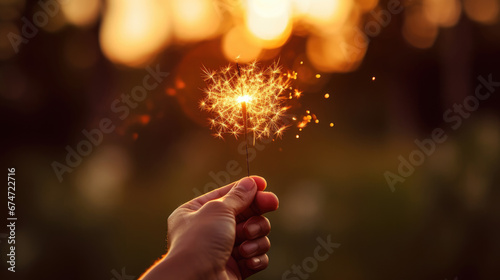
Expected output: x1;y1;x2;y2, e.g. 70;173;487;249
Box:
324;93;330;98
201;61;292;140
294;89;302;98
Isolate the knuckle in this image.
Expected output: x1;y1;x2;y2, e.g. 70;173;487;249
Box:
167;211;178;225
230;189;247;204
201;200;227;213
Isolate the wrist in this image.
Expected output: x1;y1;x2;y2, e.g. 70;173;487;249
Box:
159;248;218;280
139;250;198;280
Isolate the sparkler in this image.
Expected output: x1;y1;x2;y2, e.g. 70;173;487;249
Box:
200;61;292;176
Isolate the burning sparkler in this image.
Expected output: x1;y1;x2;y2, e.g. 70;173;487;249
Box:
200;61;292;175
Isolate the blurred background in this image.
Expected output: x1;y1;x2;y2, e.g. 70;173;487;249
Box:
1;0;500;279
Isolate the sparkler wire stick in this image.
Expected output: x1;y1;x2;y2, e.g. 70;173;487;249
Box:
236;63;250;177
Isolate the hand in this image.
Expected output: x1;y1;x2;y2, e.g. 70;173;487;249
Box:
140;176;279;280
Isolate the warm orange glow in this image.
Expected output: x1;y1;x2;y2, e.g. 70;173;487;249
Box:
423;0;462;27
91;0;414;73
402;6;438;49
464;0;499;24
304;0;353;34
356;0;379;12
290;0;311;17
140;115;151;125
61;0;101;27
307;29;367;72
222;25;262;63
245;0;293;48
99;0;171;67
170;0;221;42
306;0;341;22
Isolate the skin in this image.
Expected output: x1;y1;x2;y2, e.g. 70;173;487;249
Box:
139;176;279;280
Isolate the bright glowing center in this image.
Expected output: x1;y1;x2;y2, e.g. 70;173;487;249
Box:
237;95;252;103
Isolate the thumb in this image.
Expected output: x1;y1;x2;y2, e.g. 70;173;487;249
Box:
222;177;257;215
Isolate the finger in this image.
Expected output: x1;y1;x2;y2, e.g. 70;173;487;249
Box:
236;191;279;223
238;236;271;258
238;254;269;278
220;177;257;215
182;176;267;210
245;254;269;271
235;216;271;244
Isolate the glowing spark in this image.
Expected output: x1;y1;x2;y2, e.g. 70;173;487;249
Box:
372;76;376;81
330;123;334;127
316;74;321;78
237;95;252;103
298;118;308;128
294;89;302;98
324;93;330;98
201;61;292;140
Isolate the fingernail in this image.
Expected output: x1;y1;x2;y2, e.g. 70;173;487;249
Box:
242;242;258;255
237;177;255;192
247;223;261;237
251;257;261;266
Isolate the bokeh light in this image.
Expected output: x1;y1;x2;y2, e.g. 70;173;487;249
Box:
307;28;367;72
304;0;353;33
222;25;262;62
245;0;293;48
99;0;171;66
76;145;131;211
403;4;439;49
169;0;221;42
464;0;499;24
423;0;462;28
45;0;497;70
61;0;101;27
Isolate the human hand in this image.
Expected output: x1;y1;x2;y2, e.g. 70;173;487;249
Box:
140;176;279;280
